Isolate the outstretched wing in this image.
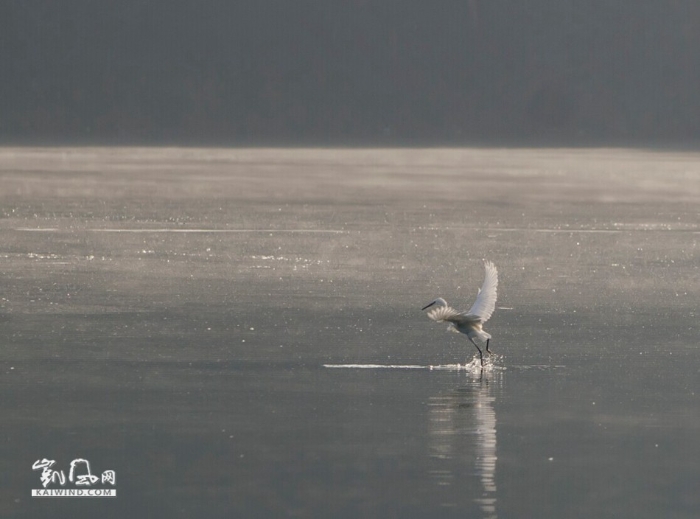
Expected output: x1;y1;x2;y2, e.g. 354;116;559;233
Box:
427;305;482;326
465;260;498;322
426;304;461;323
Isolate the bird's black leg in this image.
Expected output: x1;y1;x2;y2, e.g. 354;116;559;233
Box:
468;336;484;366
486;339;492;355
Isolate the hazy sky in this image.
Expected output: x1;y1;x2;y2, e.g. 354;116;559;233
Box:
2;2;699;146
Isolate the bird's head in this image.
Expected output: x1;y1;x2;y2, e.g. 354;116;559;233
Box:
421;297;447;311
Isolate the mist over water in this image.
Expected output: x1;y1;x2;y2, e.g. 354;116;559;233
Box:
1;148;699;518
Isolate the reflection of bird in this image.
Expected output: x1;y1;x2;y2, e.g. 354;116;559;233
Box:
422;261;498;366
428;378;499;517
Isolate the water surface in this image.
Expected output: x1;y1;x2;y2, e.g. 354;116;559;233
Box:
1;148;698;518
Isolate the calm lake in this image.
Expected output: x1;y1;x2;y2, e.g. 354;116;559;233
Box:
1;147;698;518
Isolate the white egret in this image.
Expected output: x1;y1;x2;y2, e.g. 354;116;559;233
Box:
422;260;498;366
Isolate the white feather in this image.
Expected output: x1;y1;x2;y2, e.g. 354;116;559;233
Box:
465;260;498;322
426;304;460;322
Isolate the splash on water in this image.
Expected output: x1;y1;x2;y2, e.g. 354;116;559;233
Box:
323;364;427;369
324;354;506;374
430;354;504;375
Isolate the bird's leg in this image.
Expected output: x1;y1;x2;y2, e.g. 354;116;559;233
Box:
467;336;484;366
486;339;493;355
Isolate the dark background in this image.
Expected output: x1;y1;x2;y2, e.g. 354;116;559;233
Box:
2;1;699;146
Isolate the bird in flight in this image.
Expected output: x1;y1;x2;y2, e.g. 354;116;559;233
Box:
422;260;498;366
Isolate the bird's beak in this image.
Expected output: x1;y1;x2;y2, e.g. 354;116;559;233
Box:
421;301;435;311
